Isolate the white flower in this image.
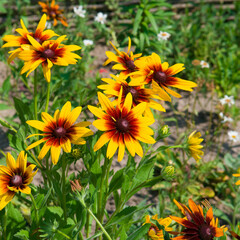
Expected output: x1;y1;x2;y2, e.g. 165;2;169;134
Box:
220;95;235;106
228;131;240;143
219;113;233;123
73;6;86;18
83;39;93;46
200;60;209;68
94;12;107;24
45;21;52;29
157;31;171;41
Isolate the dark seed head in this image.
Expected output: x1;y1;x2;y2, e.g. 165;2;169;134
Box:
11;175;23;187
153;71;167;85
42;48;55;59
123;85;139;100
125;59;136;71
199;224;213;240
53;126;66;138
116;118;129;133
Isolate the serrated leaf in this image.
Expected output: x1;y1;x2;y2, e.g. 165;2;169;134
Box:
14;229;29;240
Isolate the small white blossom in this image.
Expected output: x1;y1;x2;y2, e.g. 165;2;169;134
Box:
94;12;107;24
73;6;86;18
228;131;240;143
200;60;209;68
45;21;52;29
220;95;235;107
83;39;93;46
157;31;171;41
219;113;233;123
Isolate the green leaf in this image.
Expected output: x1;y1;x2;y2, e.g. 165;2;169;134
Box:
108;169;125;194
14;230;29;240
2;76;11;97
13;97;32;124
139;32;145;52
47;206;63;218
144;10;158;33
133;8;143;35
126;224;151;240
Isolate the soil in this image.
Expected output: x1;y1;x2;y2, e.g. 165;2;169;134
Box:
0;44;240;230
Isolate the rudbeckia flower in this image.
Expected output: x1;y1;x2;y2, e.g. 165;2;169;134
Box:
170;199;226;240
38;0;68;27
26;101;93;165
233;173;240;185
98;74;165;118
103;37;142;77
18;35;81;82
129;53;197;101
88;92;156;162
0;151;37;210
144;215;172;240
2;14;58;63
187;131;204;162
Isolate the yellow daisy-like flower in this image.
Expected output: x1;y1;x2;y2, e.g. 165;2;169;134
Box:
98;74;165;118
2;14;58;63
26;101;93;165
18;35;81;82
129;52;197;101
103;37;142;77
38;0;68;27
0;151;37;210
233;173;240;185
187;131;204;162
144;215;172;240
88;92;156;162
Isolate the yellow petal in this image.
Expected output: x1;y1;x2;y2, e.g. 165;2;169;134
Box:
106;137;118;159
19;186;31;194
6;153;16;172
62;139;71;153
93;132;112;152
67;106;82;126
51;145;61;165
59;101;71;121
26;120;45;131
0;191;15;210
16;151;26;174
26;138;46;151
38;142;51;160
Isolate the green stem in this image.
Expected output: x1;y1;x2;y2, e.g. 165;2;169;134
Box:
62;154;67;223
56;229;71;239
30;193;39;226
86;211;90;238
45;82;51;113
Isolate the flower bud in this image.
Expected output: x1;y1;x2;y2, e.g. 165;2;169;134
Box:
71;149;82;159
161;166;175;180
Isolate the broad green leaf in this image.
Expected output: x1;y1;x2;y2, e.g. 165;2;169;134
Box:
108;168;125;194
126;223;151;240
14;230;29;240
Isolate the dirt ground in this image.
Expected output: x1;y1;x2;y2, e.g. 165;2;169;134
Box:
0;44;240;219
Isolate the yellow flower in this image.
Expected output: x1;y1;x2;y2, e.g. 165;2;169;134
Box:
144;215;172;240
0;151;37;210
88;92;155;162
129;53;197;101
2;14;58;63
233;173;240;185
38;0;68;27
26;101;93;165
98;74;165;118
187;131;204;161
103;37;142;77
18;35;81;82
170;199;226;240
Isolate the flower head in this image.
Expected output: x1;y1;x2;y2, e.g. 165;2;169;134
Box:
200;60;209;68
83;39;93;46
228;131;239;143
2;14;57;63
26;101;93;165
170;199;226;240
88;92;156;162
38;0;68;26
220;95;235;106
98;74;165;118
103;37;142;77
94;12;107;24
18;35;81;82
0;151;37;210
187;131;204;162
73;5;86;18
144;215;172;240
157;31;171;41
129;53;197;101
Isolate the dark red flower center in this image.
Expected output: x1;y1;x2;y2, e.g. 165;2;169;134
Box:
199;224;213;240
49;10;56;17
125;59;136;71
153;71;167;85
116;118;129;133
53;127;66;138
123;85;139;100
11;175;23;187
42;48;55;59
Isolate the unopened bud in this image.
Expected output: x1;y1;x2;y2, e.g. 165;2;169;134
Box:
71;149;81;159
158;125;170;140
161;166;175;180
70;179;82;192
